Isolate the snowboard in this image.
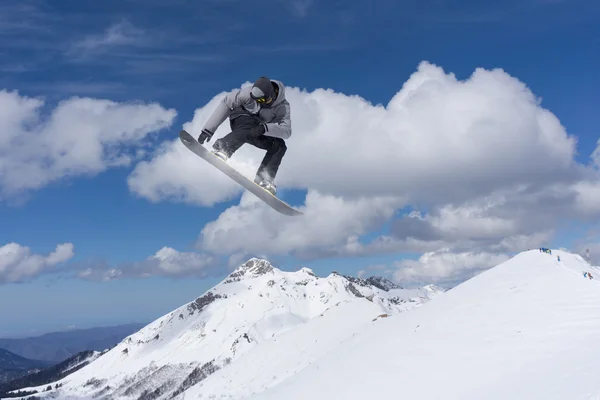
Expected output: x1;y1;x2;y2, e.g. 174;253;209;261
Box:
179;130;303;216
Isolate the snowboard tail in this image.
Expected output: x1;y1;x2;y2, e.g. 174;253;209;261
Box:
179;130;303;216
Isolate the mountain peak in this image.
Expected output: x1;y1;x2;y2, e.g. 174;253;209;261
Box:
299;267;316;277
365;276;402;291
336;273;402;292
224;258;274;283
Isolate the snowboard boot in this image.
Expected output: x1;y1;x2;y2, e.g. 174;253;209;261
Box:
258;180;277;196
210;141;229;162
211;149;228;162
254;175;277;196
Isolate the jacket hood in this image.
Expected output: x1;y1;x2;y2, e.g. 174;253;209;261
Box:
269;79;286;107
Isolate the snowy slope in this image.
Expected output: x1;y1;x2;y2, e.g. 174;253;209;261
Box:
10;258;441;400
245;249;600;400
177;299;394;400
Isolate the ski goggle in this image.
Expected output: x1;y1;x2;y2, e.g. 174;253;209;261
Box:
251;91;270;104
255;96;271;104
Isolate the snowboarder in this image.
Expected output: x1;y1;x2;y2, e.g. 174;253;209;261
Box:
196;76;291;196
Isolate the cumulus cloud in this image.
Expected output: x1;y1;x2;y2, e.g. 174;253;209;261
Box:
392;249;511;288
125;61;599;273
572;180;600;218
572;237;600;266
197;190;402;257
128;61;578;207
77;246;219;281
0;242;75;284
0;89;176;201
394;202;517;243
127;132;243;206
196;185;556;260
592;139;600;168
390;191;561;251
275;226;551;265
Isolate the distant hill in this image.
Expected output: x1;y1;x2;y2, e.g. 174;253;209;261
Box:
0;350;104;398
0;348;52;385
0;323;146;363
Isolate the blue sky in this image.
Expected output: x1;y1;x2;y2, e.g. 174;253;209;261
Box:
1;0;599;338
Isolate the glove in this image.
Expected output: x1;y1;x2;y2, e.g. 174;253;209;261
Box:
254;123;267;136
197;129;213;144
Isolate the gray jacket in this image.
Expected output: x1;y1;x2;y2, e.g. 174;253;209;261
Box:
202;79;291;140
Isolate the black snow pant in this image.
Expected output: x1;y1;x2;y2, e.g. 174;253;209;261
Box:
213;115;287;183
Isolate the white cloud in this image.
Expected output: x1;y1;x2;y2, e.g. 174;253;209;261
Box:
69;20;146;56
573;240;600;266
77;267;123;282
592;139;600;168
489;231;554;252
77;246;218;281
128;61;579;207
127;132;243;206
197;190;402;257
193;185;558;261
125;61;600;270
0;242;74;283
393;249;511;288
288;228;552;262
396;199;518;242
389;192;559;250
0;89;176;200
126;94;248;206
149;246;216;276
567;139;600;218
290;0;313;17
572;180;600;217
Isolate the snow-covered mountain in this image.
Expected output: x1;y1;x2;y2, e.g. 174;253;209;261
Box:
8;258;441;400
245;249;600;400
